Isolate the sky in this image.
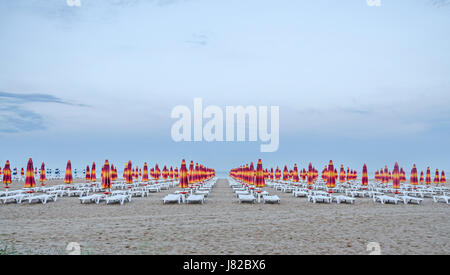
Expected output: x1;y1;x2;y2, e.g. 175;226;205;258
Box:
0;0;449;174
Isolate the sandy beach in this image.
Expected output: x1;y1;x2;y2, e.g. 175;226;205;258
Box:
0;178;449;255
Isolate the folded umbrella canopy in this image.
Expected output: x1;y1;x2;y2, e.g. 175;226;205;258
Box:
24;158;36;189
179;159;189;188
292;164;300;183
440;171;446;186
174;167;179;180
162;165;169;180
362;164;368;189
339;165;346;184
255;159;265;188
326;160;336;192
188;161;194;184
419;171;424;185
154;164;161;181
275;166;281;181
425;167;432;185
169;166;174;180
85;165;91;182
91;162;96;183
21;167;24;178
392;162;400;193
434;169;440;185
64;160;73;184
102;160;111;190
410;164;418;189
40;162;46;186
142;162;149;182
282;165;289;182
2;160;11;188
307;163;314;189
126;161;133;184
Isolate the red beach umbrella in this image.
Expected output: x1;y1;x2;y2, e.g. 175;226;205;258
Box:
392;162;400;194
126;161;133;184
24;158;36;189
434;169;440;185
86;165;91;182
91;162;96;183
174;167;179;180
179;159;189;188
2;161;11;188
282;165;289;182
102;160;111;190
425;167;432;185
362;164;368;189
142;162;149;182
64;160;73;184
410;164;418;189
162;165;169;180
419;171;424;185
440;171;446;186
39;162;46;186
255;159;265;188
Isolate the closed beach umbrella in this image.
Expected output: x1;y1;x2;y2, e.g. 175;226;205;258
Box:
410;164;418;189
64;160;73;184
425;167;431;185
419;171;424;185
126;161;133;184
307;163;314;189
326;160;336;192
102;160;111;190
392;162;400;193
169;166;174;180
3;161;11;188
339;165;346;184
24;158;36;189
40;162;46;186
21;167;24;178
440;171;446;186
154;164;161;181
91;162;96;183
162;165;169;180
179;159;189;188
142;162;149;182
174;167;179;180
282;165;289;182
292;164;299;183
275;166;281;181
434;169;440;185
86;165;91;182
255;159;265;188
188;161;194;184
362;164;368;189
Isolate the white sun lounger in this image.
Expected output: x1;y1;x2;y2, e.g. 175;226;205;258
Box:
186;194;205;204
79;194;105;204
105;194;131;205
238;194;256;204
67;189;89;197
163;194;182;204
373;195;401;204
262;195;280;204
146;186;161;193
433;195;450;204
24;194;57;204
0;194;28;204
293;190;308;197
332;195;355;204
129;190;149;197
308;195;331;203
235;190;250;197
396;195;423;205
194;190;210;197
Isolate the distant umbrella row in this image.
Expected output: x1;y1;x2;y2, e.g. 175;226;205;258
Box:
1;159;215;189
230;160;447;190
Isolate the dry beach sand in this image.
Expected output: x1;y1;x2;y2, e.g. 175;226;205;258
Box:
0;178;449;255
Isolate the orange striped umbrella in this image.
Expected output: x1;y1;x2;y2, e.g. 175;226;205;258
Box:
392;162;400;193
169;166;174;180
282;165;289;182
126;161;133;184
326;160;336;192
91;162;96;183
24;158;36;189
154;164;161;181
188;161;194;184
102;160;111;190
275;166;281;181
86;165;91;182
2;160;11;188
255;159;265;187
419;171;424;185
162;165;169;180
410;164;418;189
174;167;179;180
194;163;200;184
440;171;446;186
179;159;189;188
142;162;149;182
270;168;274;181
39;162;46;186
362;164;368;189
21;167;24;178
307;163;314;189
339;165;346;183
64;160;73;184
434;169;440;185
292;164;299;183
425;167;431;185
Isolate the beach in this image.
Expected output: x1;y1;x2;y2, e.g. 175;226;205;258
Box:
0;178;449;255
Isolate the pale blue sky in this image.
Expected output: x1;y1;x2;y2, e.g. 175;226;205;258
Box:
0;0;449;174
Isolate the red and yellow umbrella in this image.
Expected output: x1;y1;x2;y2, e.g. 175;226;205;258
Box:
410;164;418;189
434;169;440;185
255;159;265;188
339;165;346;184
142;162;149;182
154;164;161;181
102;160;111;190
392;162;400;193
2;160;11;188
292;164;299;183
282;165;289;182
419;171;424;185
24;158;36;189
326;160;336;192
21;167;24;178
126;161;133;184
91;162;96;183
86;165;91;182
162;165;169;180
179;159;189;188
440;171;446;186
64;160;73;184
174;167;179;180
425;167;431;185
362;164;368;189
39;162;46;186
169;166;174;180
